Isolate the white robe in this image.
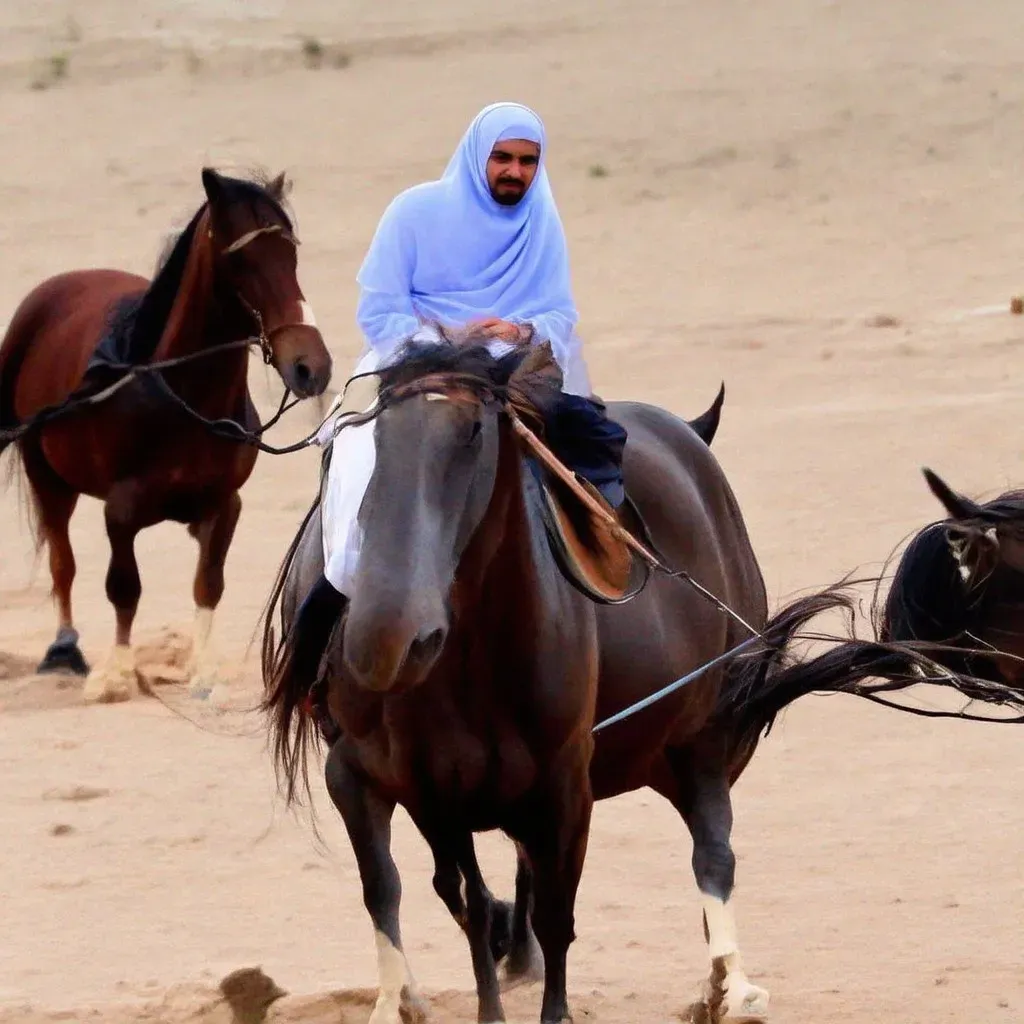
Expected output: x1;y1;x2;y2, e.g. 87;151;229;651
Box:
315;338;591;596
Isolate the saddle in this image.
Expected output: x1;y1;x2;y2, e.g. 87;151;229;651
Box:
530;460;648;603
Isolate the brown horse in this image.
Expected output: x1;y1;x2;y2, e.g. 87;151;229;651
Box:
262;341;1020;1024
0;168;331;702
878;468;1024;686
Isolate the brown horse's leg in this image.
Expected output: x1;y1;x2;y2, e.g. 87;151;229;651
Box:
186;491;242;697
515;761;593;1024
662;748;768;1023
324;742;428;1024
23;449;88;676
83;484;144;704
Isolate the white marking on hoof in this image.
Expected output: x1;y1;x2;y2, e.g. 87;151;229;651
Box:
368;929;426;1024
722;976;770;1021
187;607;223;698
699;895;769;1021
298;299;318;328
83;645;138;704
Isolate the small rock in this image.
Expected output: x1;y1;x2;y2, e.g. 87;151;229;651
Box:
866;313;902;328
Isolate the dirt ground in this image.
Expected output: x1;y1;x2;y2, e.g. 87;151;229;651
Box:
2;1;1023;1021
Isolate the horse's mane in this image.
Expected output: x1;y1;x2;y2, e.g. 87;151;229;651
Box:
375;338;565;420
878;521;973;643
105;172;294;365
971;489;1024;522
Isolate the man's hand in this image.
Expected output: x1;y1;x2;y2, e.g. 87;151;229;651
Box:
470;318;531;343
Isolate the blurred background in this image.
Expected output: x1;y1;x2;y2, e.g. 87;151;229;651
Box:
1;2;1023;1021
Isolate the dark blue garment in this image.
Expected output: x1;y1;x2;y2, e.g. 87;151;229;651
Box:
542;394;627;508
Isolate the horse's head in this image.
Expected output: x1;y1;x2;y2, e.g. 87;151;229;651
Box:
340;339;563;693
923;468;1024;583
200;167;332;398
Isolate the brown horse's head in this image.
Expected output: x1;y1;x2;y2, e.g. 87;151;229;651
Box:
201;167;332;397
340;339;562;693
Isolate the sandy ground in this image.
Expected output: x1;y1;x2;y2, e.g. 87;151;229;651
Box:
2;1;1024;1021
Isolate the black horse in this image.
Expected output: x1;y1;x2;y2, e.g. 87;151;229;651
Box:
878;467;1024;686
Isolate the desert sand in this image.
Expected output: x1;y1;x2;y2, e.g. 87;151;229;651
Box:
2;1;1023;1021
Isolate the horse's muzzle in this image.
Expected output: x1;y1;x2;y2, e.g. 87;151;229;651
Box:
283;352;332;398
272;326;332;398
342;604;448;694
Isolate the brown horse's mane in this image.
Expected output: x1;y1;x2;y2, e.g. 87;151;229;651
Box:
106;171;295;366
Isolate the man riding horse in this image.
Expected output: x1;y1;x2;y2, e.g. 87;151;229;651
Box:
284;101;627;699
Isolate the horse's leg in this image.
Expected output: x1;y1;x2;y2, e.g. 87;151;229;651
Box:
186;490;242;697
663;747;769;1023
324;743;427;1024
429;834;506;1022
515;763;593;1024
431;841;526;987
501;841;543;986
83;484;143;704
24;452;88;676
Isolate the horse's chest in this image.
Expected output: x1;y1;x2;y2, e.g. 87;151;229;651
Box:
359;713;539;825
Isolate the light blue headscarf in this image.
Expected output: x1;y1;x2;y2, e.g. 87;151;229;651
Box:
355;102;579;372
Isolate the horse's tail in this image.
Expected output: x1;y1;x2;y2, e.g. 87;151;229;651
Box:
258;491;326;808
0;305;31;461
0;299;48;551
718;581;1024;758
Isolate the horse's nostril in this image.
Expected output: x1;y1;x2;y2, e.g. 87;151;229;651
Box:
410;628;445;666
294;360;312;386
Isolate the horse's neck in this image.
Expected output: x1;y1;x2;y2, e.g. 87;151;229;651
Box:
460;434;560;623
151;228;250;407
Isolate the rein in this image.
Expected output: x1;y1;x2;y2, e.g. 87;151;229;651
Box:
0;223;313;453
318;367;775;726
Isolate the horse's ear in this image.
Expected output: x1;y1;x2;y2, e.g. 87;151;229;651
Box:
269;171;292;202
201;167;227;206
922;467;983;521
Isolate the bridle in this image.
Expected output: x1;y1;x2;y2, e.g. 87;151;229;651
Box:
0;219;317;453
215;221;308;366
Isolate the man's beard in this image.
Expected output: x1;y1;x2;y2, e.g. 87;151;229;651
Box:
490;179;526;206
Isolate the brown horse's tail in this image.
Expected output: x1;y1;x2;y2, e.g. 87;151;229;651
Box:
0;307;46;550
718;582;1024;758
0;314;29;461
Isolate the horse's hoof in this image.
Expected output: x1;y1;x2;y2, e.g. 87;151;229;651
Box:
368;985;428;1024
37;629;89;677
499;929;543;991
693;974;769;1023
83;646;138;704
723;981;769;1022
401;986;429;1022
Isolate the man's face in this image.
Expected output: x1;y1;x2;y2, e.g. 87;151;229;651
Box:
486;139;540;206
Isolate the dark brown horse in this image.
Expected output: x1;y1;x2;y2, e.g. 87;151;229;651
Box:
263;342;1022;1024
0;168;331;702
878;468;1024;686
